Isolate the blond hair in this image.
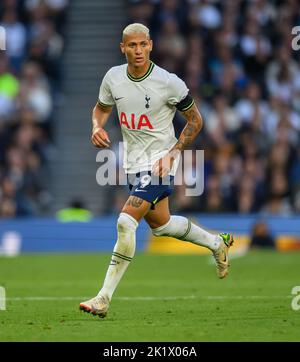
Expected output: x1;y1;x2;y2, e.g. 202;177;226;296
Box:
122;23;150;40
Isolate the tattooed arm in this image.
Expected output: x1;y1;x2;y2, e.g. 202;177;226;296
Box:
169;103;203;158
153;103;203;177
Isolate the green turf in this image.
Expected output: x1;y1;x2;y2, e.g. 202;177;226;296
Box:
0;250;300;341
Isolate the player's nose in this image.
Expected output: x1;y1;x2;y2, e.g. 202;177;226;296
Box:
135;46;142;54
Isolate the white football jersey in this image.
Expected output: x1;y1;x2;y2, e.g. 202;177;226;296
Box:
98;61;192;175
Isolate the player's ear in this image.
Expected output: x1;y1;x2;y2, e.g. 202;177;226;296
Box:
149;39;153;52
120;42;125;54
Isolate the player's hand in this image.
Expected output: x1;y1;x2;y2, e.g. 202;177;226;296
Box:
152;154;174;177
91;127;111;148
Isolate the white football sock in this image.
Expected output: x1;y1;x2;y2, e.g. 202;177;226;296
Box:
152;215;221;251
97;212;138;301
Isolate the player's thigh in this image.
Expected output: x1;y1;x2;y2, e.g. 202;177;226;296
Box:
121;195;151;222
144;197;170;229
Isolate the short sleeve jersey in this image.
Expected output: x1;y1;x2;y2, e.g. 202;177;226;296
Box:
98;62;194;175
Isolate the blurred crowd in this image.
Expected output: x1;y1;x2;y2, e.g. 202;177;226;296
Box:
1;0;300;218
124;0;300;215
0;0;68;217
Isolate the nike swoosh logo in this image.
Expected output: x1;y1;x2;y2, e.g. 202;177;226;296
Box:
115;97;124;101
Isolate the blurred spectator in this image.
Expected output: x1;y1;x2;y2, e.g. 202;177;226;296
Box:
267;63;300;106
156;17;186;73
128;0;155;29
25;0;69;32
209;45;246;92
189;0;221;30
155;0;189;35
250;221;276;248
0;54;19;119
0;8;26;72
19;61;52;122
202;174;228;213
56;199;93;222
239;10;272;81
234;81;269;125
205;94;240;145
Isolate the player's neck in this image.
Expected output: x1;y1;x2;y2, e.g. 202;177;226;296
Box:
127;60;152;78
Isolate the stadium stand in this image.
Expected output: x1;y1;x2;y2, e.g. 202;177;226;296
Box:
0;0;68;217
1;0;300;217
124;0;300;215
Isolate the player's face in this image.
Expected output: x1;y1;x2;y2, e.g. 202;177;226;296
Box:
120;33;153;68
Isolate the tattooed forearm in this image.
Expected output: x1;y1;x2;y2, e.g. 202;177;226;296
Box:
170;104;202;155
125;196;144;208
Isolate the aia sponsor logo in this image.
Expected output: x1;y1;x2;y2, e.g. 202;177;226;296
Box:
120;112;153;130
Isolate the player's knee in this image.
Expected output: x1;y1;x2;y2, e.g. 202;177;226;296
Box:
117;212;138;234
151;218;170;236
152;215;189;238
115;213;138;255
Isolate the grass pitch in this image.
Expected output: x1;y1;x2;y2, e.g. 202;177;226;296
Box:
0;250;299;342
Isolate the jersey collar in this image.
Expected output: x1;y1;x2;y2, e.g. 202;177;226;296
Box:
127;61;154;82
